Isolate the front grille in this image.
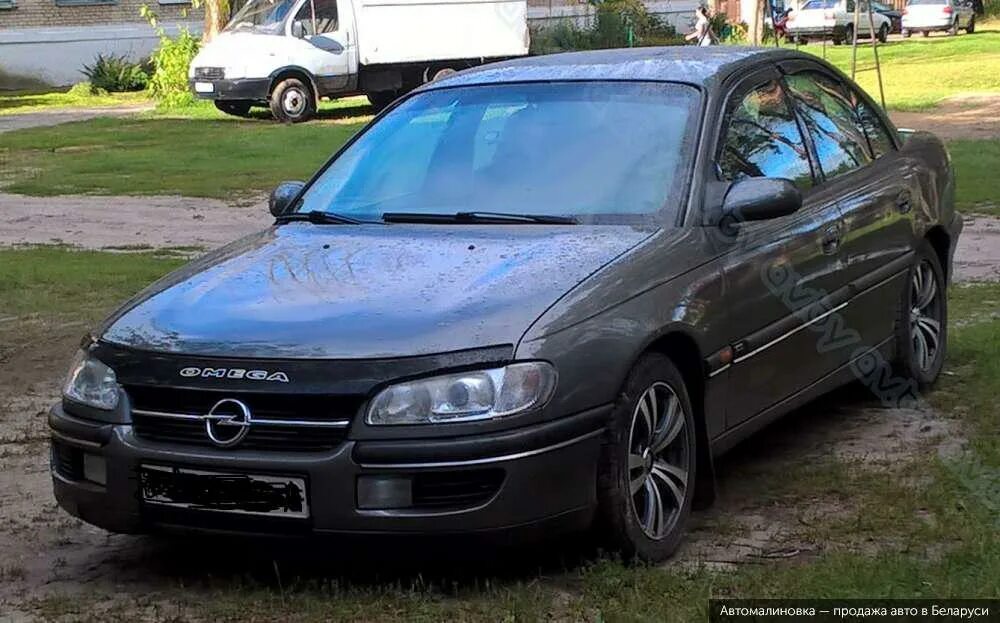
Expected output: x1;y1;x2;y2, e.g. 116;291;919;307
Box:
194;66;225;80
125;385;363;452
411;469;505;509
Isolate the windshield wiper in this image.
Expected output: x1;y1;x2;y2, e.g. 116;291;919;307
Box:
276;210;363;225
382;211;577;225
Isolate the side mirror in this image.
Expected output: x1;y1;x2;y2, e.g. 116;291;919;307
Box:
269;181;305;217
290;20;306;38
720;177;802;229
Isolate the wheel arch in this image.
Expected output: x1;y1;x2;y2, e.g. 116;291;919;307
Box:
640;328;717;509
925;225;951;281
268;66;320;105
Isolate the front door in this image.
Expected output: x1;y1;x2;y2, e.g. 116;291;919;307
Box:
285;0;357;93
713;70;851;429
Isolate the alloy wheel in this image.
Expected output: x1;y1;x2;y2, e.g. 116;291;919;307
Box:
626;382;690;540
910;259;942;374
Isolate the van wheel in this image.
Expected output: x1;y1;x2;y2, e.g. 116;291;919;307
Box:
213;100;252;118
366;91;397;112
877;23;889;42
902;28;911;37
921;29;930;36
892;240;947;390
949;18;959;35
596;354;697;563
966;15;975;32
269;78;315;123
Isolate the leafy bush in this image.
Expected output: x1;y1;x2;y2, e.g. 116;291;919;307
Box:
67;81;110;97
141;5;201;107
530;0;682;54
81;53;150;92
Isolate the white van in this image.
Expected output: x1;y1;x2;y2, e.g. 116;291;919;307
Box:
188;0;529;122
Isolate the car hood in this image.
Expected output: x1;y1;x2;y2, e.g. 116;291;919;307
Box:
100;223;654;359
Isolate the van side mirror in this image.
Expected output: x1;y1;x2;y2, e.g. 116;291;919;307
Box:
720;178;802;229
270;181;305;217
290;20;306;38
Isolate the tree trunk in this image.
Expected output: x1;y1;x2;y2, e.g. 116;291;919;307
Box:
203;0;230;43
747;0;766;45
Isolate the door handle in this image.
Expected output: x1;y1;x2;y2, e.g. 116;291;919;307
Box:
895;190;912;213
821;224;841;255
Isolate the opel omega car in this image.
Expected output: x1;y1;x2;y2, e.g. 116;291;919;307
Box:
51;47;961;561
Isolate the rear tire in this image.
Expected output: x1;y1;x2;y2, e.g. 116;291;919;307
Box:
892;240;948;389
966;15;975;32
366;90;398;112
269;78;315;123
921;29;930;36
213;100;252;118
902;28;911;37
949;18;959;35
596;354;697;563
877;23;889;42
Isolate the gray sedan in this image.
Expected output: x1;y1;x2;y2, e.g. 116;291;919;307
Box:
52;47;961;562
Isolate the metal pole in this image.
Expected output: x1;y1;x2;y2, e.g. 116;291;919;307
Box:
866;1;887;109
851;0;860;79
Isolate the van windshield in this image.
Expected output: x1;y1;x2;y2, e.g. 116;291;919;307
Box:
296;82;700;225
225;0;296;34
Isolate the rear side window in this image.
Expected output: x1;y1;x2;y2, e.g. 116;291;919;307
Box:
784;72;871;180
718;80;814;191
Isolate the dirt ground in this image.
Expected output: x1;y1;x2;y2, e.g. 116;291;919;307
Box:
890;94;1000;141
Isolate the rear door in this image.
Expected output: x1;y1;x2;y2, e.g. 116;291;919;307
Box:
779;63;915;353
712;68;851;429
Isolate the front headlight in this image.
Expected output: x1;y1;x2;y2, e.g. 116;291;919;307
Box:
62;350;119;411
366;362;557;425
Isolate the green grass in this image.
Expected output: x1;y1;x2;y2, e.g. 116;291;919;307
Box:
949;139;1000;215
0;247;184;318
4;247;999;620
0;116;365;198
0;88;150;116
797;26;1000;110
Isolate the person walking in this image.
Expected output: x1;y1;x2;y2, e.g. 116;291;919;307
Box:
685;6;717;46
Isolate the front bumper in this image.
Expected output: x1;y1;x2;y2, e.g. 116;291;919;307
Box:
49;402;607;536
188;78;269;102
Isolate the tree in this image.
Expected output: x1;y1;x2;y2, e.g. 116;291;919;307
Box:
746;0;766;45
194;0;230;43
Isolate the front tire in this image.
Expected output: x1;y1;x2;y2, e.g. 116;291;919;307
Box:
596;354;697;562
893;241;948;388
269;78;315;123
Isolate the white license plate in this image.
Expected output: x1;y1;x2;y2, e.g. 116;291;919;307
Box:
194;81;215;93
139;464;309;518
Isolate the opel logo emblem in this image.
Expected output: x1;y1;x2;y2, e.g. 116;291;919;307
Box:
204;398;252;448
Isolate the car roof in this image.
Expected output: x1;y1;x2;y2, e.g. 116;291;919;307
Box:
420;47;807;93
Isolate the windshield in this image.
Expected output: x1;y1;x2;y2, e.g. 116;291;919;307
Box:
295;82;700;224
225;0;296;34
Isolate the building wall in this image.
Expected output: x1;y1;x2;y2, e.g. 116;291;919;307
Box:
0;0;199;30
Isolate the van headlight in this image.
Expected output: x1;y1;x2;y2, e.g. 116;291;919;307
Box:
366;362;557;425
62;351;119;411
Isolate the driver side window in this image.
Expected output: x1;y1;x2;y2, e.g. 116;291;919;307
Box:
293;0;338;35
